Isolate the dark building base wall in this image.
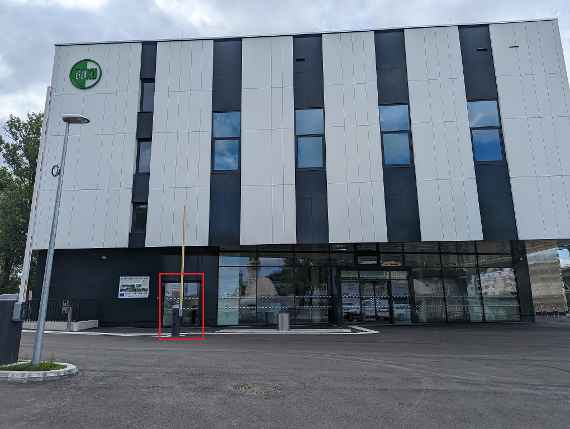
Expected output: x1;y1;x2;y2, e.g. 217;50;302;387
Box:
31;247;219;327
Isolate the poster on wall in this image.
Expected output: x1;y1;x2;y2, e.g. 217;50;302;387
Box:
118;276;150;299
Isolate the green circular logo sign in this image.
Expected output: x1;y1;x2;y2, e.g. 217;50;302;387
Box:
69;59;102;89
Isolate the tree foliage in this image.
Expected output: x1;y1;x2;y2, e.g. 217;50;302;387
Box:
0;112;42;293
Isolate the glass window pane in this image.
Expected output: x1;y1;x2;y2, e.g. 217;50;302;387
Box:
405;253;441;267
297;136;323;168
468;100;500;127
443;269;483;322
472;129;503;161
380;253;403;268
295;109;324;135
219;254;256;266
403;242;439;253
257;265;295;324
295;252;330;266
137;140;151;173
213;139;239;171
412;268;446;322
480;268;520;321
357;255;378;265
294;266;330;324
141;82;155;112
132;204;147;232
213;112;241;138
476;241;511;254
217;266;256;325
383;133;411;165
379;105;410;131
478;254;512;268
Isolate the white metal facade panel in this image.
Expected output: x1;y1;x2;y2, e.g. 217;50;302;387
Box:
405;26;483;241
491;20;570;239
240;36;296;245
31;43;141;249
146;40;213;246
322;32;387;243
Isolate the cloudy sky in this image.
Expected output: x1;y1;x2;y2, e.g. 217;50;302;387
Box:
1;0;570;123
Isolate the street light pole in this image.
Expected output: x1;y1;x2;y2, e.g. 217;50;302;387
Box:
31;114;89;365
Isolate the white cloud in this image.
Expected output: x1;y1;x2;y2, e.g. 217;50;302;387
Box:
0;55;12;80
0;84;46;124
153;0;226;32
7;0;109;11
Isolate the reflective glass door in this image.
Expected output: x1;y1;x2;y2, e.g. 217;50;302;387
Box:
375;281;391;322
163;282;201;327
340;270;413;324
390;272;412;324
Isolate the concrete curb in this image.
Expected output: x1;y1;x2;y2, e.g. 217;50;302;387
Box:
0;362;78;383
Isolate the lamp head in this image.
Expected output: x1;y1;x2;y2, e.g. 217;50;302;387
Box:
62;114;90;124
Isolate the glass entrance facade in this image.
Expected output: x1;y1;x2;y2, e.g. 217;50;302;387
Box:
216;241;522;326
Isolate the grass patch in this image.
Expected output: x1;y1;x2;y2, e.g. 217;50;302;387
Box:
0;361;65;371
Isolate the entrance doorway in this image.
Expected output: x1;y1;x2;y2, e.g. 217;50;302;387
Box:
340;270;414;324
162;281;201;328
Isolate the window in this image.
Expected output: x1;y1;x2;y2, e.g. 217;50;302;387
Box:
295;108;325;169
141;81;155;112
136;140;151;173
297;136;323;168
212;112;240;171
296;109;324;135
213;111;240;138
379;105;410;131
379;104;412;166
382;133;411;165
467;100;504;162
213;139;239;171
467;100;500;127
471;129;502;161
131;203;147;232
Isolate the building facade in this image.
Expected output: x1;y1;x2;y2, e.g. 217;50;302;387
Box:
23;19;570;327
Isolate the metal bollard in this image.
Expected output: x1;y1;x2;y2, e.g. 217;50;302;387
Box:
278;312;290;331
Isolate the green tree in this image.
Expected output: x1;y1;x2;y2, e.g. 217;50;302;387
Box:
0;112;43;294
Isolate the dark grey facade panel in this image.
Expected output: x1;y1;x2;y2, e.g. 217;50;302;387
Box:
131;43;157;248
136;112;153;139
295;170;329;244
293;35;324;109
375;30;421;242
209;39;242;246
209;173;241;246
375;30;409;104
474;164;518;240
459;25;518;240
212;39;242;111
128;231;146;248
459;26;498;100
293;35;329;244
383;168;421;242
140;42;157;80
131;173;150;203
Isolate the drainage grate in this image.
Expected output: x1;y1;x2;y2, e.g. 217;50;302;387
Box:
231;383;281;396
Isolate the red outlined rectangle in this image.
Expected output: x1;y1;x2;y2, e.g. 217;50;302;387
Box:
157;272;205;341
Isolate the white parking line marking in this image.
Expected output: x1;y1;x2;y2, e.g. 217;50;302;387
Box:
23;326;379;337
349;325;380;334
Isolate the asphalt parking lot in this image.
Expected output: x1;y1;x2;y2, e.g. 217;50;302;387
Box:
2;322;570;429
